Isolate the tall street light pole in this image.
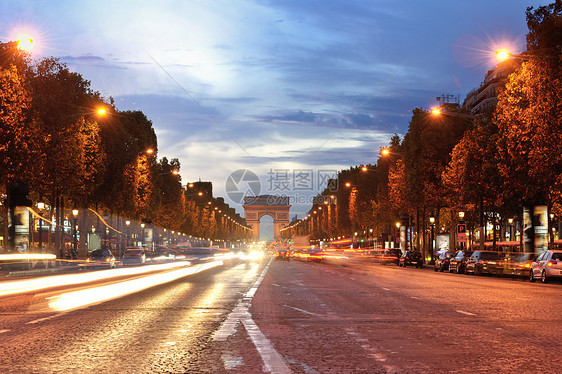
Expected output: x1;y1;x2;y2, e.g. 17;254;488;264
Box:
72;209;79;259
37;201;44;252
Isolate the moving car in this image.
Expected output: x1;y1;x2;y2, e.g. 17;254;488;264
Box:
434;251;454;272
503;252;536;277
380;248;402;265
275;249;290;261
399;250;423;268
465;251;504;275
448;250;473;274
122;248;146;265
529;250;562;283
86;249;116;269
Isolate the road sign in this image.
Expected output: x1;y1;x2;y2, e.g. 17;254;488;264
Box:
457;224;467;243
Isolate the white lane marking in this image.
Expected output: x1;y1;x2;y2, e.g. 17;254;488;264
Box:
410;296;419;300
214;258;291;373
382;287;390;291
282;304;316;316
242;315;291;373
26;313;67;325
0;329;9;334
456;310;476;316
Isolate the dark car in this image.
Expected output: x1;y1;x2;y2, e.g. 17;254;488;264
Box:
399;250;423;268
448;250;473;274
122;248;146;265
465;251;504;275
380;248;402;265
86;249;116;268
434;251;454;272
275;249;290;261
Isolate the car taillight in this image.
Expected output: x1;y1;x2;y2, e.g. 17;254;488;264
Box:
106;258;110;262
547;261;557;267
86;258;90;263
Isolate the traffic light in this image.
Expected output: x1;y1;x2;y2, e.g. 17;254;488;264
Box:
8;181;32;207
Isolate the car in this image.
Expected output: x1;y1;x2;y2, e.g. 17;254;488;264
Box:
399;250;423;268
122;248;146;265
529;250;562;283
379;248;402;265
448;250;473;274
86;249;116;268
275;249;290;261
503;252;537;277
465;251;504;275
434;251;454;272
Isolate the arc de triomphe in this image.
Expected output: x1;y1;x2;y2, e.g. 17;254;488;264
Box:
243;195;290;239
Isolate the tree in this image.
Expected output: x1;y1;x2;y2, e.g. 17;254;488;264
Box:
0;65;37;189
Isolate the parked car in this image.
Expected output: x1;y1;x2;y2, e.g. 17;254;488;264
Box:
434;252;454;272
465;251;504;275
380;248;402;265
399;250;423;268
529;250;562;283
448;250;473;274
122;248;146;265
86;249;116;268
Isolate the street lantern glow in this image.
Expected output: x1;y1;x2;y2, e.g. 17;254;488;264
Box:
345;182;351;187
72;209;79;217
97;108;107;115
37;201;45;210
431;108;441;115
172;170;179;175
362;166;368;171
380;148;390;156
146;148;154;155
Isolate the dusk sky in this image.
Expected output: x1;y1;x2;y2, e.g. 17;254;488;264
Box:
0;0;547;230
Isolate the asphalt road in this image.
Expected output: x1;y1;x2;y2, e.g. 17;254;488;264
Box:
0;256;560;373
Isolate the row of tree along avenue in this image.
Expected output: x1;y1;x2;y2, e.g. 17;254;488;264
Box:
282;3;561;260
1;39;251;259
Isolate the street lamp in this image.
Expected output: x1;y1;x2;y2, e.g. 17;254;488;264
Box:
72;209;79;259
429;216;435;261
37;201;45;252
508;218;514;241
141;223;145;247
125;220;130;247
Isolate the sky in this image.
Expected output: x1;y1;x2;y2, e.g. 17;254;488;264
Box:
0;0;549;239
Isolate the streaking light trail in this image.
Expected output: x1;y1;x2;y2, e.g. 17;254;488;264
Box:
0;261;194;297
49;261;223;311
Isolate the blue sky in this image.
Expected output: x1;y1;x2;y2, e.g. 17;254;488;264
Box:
0;0;547;236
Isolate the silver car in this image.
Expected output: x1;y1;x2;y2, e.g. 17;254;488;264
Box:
529;250;562;283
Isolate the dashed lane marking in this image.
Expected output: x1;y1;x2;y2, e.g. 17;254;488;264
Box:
282;304;317;316
214;258;291;373
0;329;9;334
456;310;476;316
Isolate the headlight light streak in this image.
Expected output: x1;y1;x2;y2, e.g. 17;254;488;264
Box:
48;261;223;311
0;261;193;297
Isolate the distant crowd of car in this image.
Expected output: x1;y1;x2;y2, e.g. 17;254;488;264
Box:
379;248;562;284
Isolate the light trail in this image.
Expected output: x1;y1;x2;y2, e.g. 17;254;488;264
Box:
48;261;223;311
0;261;194;297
